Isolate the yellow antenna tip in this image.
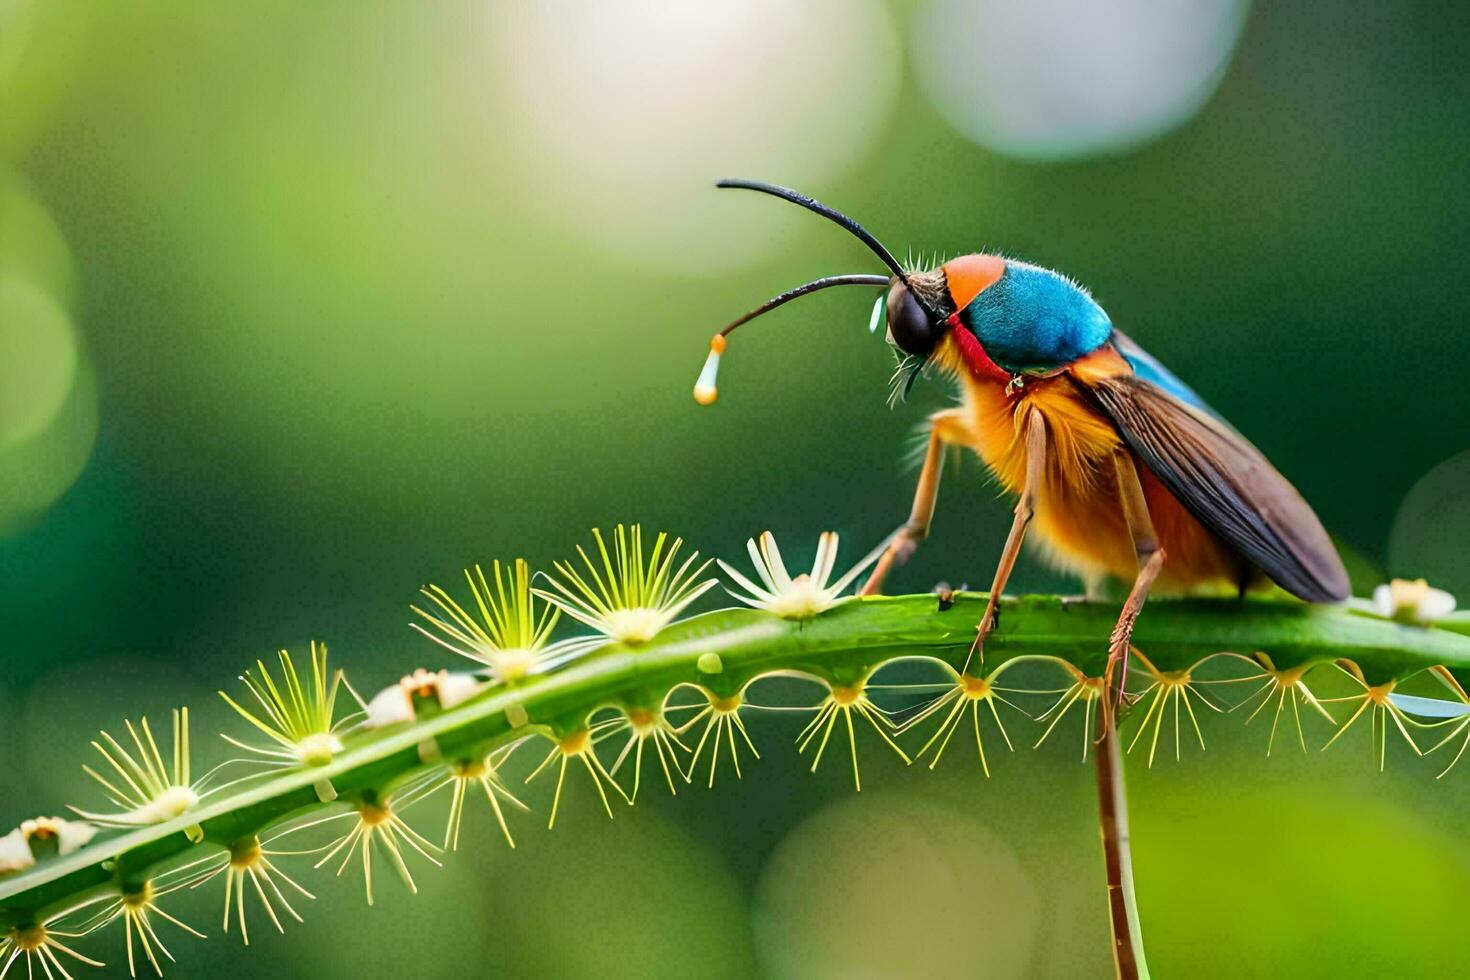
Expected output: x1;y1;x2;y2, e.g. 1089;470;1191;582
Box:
692;335;724;406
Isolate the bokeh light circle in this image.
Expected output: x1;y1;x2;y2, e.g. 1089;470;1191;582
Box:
0;178;92;534
1388;449;1470;597
0;173;78;305
753;793;1040;977
0;289;96;535
0;277;76;450
489;0;902;273
911;0;1250;160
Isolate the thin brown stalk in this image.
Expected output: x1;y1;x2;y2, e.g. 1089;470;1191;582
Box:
1094;699;1149;979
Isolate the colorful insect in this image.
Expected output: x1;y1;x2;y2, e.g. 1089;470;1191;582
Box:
692;179;1349;691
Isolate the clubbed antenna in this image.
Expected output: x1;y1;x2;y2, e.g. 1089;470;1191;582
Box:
692;274;888;406
691;177;934;405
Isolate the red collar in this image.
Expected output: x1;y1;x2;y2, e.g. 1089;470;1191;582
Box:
946;313;1012;384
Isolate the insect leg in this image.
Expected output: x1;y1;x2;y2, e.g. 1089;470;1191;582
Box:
966;409;1048;668
1107;450;1166;706
859;409;967;596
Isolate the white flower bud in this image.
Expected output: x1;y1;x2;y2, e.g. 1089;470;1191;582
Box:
0;828;35;873
1372;579;1456;624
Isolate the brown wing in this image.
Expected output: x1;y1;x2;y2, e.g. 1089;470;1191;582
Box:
1085;371;1349;603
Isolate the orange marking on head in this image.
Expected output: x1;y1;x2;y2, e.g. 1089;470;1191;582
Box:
1067;344;1133;385
941;254;1006;312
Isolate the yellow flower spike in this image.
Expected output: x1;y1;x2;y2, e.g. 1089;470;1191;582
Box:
1429;723;1470;777
534;525;718;646
412;558;575;683
1424;667;1470;778
605;707;692;801
72;709;210;831
304;790;443;906
0;910;105;980
523;728;630;829
430;742;530;850
73;880;204;979
219;642;354;768
1122;652;1225;767
899;666;1027;777
718;530;889;619
0;899;107;975
162;832;315;946
1320;662;1426;770
796;678;910;790
672;687;762;788
1033;665;1107;762
1233;653;1337;755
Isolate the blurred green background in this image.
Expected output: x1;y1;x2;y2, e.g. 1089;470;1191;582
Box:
4;0;1470;976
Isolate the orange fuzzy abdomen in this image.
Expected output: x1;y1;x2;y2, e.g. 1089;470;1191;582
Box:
959;371;1245;594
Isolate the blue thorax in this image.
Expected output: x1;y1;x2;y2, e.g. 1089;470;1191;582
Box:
959;260;1113;372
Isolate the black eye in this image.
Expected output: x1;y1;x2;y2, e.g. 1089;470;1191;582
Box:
886;284;939;357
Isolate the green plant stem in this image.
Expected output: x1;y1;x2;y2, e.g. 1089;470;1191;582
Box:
4;594;1470;929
